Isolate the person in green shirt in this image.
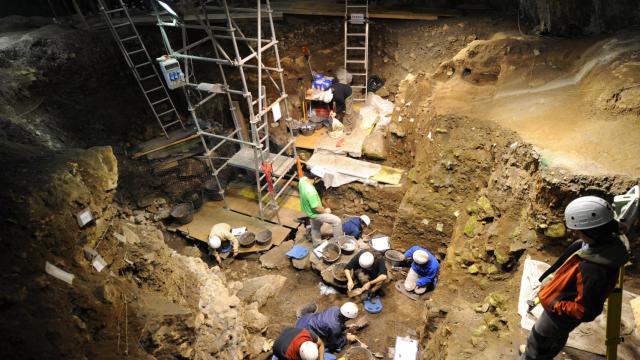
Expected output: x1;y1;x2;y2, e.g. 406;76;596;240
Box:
298;176;343;244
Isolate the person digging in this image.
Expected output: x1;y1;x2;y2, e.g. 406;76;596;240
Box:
295;302;361;353
298;176;343;245
272;326;324;360
403;246;440;295
344;251;389;299
207;222;239;267
520;196;629;359
342;214;371;239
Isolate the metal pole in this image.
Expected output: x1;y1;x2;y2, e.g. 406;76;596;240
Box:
605;267;624;360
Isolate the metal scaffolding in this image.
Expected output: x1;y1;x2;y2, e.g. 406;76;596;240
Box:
154;0;298;223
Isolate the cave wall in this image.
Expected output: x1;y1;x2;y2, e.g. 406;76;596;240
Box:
514;0;640;35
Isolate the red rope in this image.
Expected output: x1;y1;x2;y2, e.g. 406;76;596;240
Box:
261;161;274;194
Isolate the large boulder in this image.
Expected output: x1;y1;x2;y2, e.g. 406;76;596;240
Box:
362;130;387;160
236;275;287;307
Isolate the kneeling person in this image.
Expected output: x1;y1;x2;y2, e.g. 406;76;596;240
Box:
403;246;440;294
273;327;324;360
295;302;359;353
208;223;239;266
344;251;388;297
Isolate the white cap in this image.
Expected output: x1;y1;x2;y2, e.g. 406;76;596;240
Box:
360;215;371;226
413;250;429;265
359;251;374;269
299;341;319;360
340;302;359;319
564;196;615;230
208;235;222;249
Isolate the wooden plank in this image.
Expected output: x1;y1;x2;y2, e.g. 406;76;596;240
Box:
129;127;199;159
269;1;458;20
224;183;303;229
295;127;327;150
176;202;291;254
118;11;284;26
146;140;203;161
228;147;296;177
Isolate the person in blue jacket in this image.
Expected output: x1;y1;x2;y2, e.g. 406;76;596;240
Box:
403;246;440;294
295;302;360;353
341;215;370;239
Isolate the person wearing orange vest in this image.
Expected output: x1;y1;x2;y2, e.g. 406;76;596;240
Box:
520;196;629;359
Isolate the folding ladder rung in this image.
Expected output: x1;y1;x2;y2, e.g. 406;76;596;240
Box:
139;74;156;81
145;86;164;94
127;48;145;56
113;22;131;29
120;35;138;42
105;8;124;14
347;33;367;36
347;5;368;8
151;98;169;106
135;61;151;68
346;47;366;50
346;60;366;63
351;73;367;76
162;119;182;128
156;109;175;118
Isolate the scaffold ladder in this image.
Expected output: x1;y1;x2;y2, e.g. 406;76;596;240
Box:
153;0;298;223
344;0;369;102
98;0;184;137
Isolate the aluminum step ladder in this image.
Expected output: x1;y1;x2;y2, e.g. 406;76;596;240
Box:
98;0;184;137
344;0;369;102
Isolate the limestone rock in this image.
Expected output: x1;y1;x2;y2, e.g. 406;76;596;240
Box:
544;223;566;238
236;275;287;307
243;302;268;333
389;122;406;137
467;264;479;274
486;264;500;275
464;216;480;238
376;86;390;98
122;224;141;244
362;130;387;160
476;196;495;220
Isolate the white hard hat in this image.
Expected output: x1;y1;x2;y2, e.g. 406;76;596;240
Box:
564;196;615;230
340;301;359;319
413;250;429;264
359;251;374;268
208;235;222;249
360;215;371;226
299;341;319;360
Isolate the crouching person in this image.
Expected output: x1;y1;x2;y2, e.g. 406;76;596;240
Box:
208;223;239;266
273;327;324;360
295;302;360;353
403;246;440;294
344;251;389;298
